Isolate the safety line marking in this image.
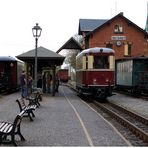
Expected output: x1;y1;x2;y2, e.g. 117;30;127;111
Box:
61;88;94;147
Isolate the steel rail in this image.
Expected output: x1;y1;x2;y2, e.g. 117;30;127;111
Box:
109;102;148;125
94;101;148;143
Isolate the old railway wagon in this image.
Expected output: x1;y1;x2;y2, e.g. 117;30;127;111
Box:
0;56;24;93
76;47;115;99
57;69;68;83
116;57;148;95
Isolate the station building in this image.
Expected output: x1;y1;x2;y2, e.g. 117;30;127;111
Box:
78;12;148;59
57;12;148;82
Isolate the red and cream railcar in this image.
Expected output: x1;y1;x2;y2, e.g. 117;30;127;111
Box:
76;47;115;98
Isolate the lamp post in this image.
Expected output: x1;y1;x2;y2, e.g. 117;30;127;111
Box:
32;23;42;88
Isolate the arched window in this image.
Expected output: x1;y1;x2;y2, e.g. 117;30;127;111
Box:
114;25;123;33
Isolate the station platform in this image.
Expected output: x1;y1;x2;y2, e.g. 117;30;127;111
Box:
0;85;130;146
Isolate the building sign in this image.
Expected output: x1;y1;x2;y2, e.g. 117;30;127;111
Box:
111;36;126;40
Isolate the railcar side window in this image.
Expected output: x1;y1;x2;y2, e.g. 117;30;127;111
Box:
82;56;87;69
88;55;93;69
109;55;115;69
94;56;109;69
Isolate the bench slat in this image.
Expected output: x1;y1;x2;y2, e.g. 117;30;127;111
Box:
0;123;9;131
0;123;13;133
2;124;13;133
0;122;6;128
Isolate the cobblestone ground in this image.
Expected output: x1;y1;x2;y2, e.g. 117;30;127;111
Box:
0;86;130;146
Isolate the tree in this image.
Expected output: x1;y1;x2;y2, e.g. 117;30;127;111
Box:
61;34;84;69
73;34;84;47
64;49;80;69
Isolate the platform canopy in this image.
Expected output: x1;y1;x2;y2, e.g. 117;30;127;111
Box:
16;46;65;96
16;46;65;67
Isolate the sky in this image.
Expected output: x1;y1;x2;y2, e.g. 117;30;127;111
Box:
0;0;147;57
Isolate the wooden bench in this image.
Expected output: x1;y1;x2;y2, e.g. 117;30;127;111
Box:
16;98;37;121
28;95;40;107
32;87;43;101
0;110;26;146
29;88;43;107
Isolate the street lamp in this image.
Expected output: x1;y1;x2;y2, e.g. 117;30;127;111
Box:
32;23;42;88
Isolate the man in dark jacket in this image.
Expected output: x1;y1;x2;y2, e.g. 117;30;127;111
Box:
20;70;27;98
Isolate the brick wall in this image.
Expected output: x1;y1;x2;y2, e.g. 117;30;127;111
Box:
87;17;148;59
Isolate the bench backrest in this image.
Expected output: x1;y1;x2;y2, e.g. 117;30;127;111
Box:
16;98;26;112
1;110;26;134
13;110;25;131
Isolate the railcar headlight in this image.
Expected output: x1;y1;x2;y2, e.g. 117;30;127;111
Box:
105;79;109;82
93;78;97;84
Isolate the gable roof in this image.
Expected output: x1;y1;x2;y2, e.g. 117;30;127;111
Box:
86;12;148;38
56;37;83;53
78;19;108;35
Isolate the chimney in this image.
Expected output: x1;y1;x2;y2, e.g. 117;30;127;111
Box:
120;12;124;16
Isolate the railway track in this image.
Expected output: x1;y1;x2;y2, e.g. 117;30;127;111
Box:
68;84;148;145
91;100;148;145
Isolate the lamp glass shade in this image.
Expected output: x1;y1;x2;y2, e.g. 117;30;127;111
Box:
32;23;42;38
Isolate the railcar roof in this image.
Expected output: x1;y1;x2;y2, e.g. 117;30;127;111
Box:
76;47;114;59
0;56;23;62
0;56;17;61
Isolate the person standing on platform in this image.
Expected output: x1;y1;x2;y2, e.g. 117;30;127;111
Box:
20;70;27;98
28;75;33;96
42;73;46;93
55;75;60;92
47;73;52;93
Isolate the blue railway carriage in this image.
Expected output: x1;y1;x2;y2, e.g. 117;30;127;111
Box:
0;56;24;93
115;57;148;95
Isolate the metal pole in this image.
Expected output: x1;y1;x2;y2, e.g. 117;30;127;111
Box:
52;65;56;96
34;37;38;88
32;23;42;88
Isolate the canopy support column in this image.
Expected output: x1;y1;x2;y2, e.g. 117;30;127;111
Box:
52;65;56;96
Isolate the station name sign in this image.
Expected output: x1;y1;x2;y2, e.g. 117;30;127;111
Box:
111;36;126;40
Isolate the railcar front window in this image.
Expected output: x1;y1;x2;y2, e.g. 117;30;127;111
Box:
94;56;109;69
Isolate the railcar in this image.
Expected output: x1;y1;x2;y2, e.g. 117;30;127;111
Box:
57;69;69;83
0;56;24;93
76;47;115;98
115;57;148;95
